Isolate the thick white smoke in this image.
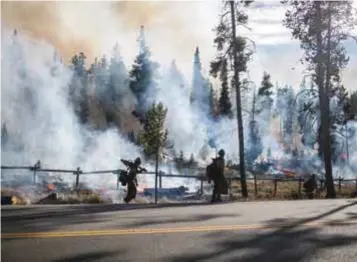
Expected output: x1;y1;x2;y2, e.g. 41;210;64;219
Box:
1;28;142;188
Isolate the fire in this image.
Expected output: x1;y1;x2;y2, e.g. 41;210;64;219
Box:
47;184;55;191
137;182;148;193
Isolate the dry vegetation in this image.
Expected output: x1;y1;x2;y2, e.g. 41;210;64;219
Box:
229;180;357;201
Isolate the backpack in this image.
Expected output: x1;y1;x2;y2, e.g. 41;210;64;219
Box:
206;158;219;180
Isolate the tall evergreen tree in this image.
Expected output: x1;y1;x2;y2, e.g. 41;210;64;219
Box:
210;0;253;198
350;91;357;119
209;83;219;120
246;87;263;168
69;52;89;124
256;71;274;115
104;43;128;128
218;59;233;118
190;47;211;115
283;0;356;198
129;26;159;119
282;86;296;151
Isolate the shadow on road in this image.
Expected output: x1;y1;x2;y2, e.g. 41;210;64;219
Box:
165;201;357;262
123;213;239;228
1;201;234;236
52;251;120;262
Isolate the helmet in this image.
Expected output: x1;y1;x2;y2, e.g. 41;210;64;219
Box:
134;157;141;165
218;149;225;157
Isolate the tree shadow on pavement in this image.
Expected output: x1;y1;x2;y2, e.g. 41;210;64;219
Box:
52;251;120;262
123;213;239;228
165;201;357;262
1;201;232;237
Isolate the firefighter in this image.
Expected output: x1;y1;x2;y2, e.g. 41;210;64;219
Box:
210;149;226;203
121;157;147;203
303;173;318;199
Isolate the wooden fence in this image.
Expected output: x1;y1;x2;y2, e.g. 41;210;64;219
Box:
1;161;357;202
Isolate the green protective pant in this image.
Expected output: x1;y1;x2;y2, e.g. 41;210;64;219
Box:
124;180;137;203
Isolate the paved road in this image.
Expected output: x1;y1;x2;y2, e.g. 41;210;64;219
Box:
2;199;357;262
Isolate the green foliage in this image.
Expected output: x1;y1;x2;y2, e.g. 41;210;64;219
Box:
140;102;169;159
256;72;274;114
350;91;357;119
129;27;159;116
283;1;355;79
69;52;89;124
218;59;233;118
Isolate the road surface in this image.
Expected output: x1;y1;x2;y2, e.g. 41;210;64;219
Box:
2;199;357;262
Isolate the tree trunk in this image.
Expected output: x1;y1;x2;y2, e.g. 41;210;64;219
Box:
229;0;248;198
315;1;336;198
323;2;336;198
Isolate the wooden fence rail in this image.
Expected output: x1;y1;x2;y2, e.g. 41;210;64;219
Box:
2;161;357;201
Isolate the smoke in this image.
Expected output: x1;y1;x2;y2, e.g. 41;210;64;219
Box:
2;1;356;198
1;28;141;188
1;1;220;81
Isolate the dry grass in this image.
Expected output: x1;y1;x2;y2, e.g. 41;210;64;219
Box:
37;192;108;204
229;180;357;201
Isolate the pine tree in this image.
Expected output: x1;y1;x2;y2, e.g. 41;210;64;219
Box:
246;86;263;167
190;47;210;114
105;43;128;128
283;86;296;151
210;0;254;198
218;59;233;118
283;0;356;198
256;72;274;115
209;84;219;120
350;91;357;119
129;26;159;118
140;102;168;159
69;52;89;124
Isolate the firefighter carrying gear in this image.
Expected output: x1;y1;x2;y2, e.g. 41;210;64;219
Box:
120;157;147;203
206;149;226;203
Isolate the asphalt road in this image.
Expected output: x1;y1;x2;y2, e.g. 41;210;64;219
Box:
2;199;357;262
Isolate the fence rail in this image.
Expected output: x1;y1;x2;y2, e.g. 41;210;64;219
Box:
1;161;357;203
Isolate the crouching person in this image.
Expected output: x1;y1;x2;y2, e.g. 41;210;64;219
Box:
121;157;147;203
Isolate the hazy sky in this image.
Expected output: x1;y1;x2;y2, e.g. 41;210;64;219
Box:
2;0;357;91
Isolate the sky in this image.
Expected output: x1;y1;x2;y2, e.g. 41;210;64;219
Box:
1;0;357;92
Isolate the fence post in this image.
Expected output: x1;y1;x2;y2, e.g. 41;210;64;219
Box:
32;160;41;184
159;172;162;189
273;179;278;197
75;167;81;190
338;177;342;193
200;179;203;195
298;178;302;196
254;174;258;196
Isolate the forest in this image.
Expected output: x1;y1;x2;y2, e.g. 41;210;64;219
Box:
1;1;357;198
